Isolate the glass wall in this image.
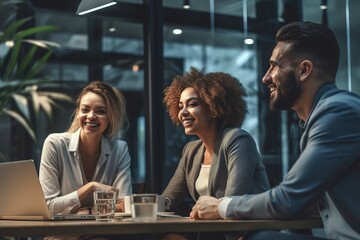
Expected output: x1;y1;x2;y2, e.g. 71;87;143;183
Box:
1;0;360;192
302;0;359;95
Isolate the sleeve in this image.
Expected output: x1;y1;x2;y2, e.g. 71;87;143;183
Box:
161;144;191;212
39;135;81;214
225;100;360;219
224;131;263;196
112;141;133;198
219;197;232;219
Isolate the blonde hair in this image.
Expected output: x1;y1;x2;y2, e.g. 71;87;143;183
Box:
67;81;127;139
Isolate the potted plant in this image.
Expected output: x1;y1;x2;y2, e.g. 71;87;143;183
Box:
0;1;72;160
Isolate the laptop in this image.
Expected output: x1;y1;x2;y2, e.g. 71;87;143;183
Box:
0;159;95;220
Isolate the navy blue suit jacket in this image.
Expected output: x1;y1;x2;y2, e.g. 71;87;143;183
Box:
226;84;360;240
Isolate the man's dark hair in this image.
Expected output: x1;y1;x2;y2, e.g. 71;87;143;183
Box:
276;21;340;77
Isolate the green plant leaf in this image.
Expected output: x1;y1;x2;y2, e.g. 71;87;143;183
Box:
3;39;21;81
23;39;61;49
30;89;40;120
15;25;57;40
38;95;53;119
16;45;37;79
3;108;36;141
0;99;9;113
0;78;41;88
40;91;73;103
12;93;30;120
0;14;66;147
0;17;31;42
24;50;53;79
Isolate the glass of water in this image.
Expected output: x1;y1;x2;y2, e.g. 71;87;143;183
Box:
93;191;116;222
130;193;158;222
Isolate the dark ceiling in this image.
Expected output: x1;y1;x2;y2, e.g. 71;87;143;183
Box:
27;0;296;47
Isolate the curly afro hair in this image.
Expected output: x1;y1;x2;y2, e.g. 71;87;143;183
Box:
163;67;248;128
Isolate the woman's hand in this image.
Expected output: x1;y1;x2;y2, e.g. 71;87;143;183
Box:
77;182;119;205
91;182;120;195
115;197;125;212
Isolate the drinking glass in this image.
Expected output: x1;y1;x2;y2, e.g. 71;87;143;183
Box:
93;191;116;222
130;193;158;222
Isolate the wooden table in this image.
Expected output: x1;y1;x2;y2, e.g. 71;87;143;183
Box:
0;217;323;237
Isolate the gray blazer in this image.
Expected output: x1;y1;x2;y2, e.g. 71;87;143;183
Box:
226;84;360;240
162;128;269;212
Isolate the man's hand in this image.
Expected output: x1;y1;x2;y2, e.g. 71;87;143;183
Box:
190;196;222;220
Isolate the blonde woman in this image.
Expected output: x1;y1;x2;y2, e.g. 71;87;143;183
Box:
39;81;132;214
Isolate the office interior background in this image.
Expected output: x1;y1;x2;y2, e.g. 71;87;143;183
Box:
1;0;359;193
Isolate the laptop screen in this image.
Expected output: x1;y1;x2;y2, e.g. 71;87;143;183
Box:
0;160;94;220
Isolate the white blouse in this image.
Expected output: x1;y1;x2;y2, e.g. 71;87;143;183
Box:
195;164;211;196
39;129;132;214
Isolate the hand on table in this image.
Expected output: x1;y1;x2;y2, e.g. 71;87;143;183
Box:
91;182;120;195
115;197;125;212
77;182;119;206
190;196;222;220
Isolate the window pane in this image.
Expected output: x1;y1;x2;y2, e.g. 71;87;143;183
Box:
36;10;88;51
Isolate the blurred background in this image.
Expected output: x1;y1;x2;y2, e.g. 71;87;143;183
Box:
1;0;359;193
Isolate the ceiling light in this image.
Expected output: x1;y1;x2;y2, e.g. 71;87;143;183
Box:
172;29;182;35
183;0;190;9
244;38;254;45
77;0;117;15
109;27;116;32
132;64;139;73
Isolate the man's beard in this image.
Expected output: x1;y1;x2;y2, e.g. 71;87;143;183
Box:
269;71;300;111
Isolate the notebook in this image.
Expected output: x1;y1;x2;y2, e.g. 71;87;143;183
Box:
0;159;95;221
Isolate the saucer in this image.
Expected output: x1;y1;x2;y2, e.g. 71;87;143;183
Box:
115;212;176;218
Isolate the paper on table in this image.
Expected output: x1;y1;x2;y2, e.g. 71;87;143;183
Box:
157;212;182;218
115;212;180;218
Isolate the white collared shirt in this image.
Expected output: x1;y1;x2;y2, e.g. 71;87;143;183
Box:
218;197;232;219
39;129;132;214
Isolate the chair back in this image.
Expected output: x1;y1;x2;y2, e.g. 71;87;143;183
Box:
132;182;146;194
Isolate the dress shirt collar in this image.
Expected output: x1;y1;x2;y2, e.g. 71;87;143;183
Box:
68;128;112;158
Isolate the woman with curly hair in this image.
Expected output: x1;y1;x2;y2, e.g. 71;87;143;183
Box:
161;67;270;240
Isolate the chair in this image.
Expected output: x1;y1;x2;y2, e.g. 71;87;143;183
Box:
132;182;146;194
